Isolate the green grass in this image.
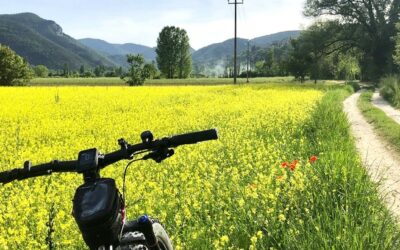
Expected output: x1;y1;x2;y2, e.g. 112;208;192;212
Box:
29;77;344;86
30;77;126;86
358;91;400;152
296;88;400;249
380;76;400;108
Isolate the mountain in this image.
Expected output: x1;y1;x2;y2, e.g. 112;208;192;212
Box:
79;38;157;65
192;38;249;65
0;13;115;69
192;31;301;66
0;12;300;70
250;30;301;48
81;31;300;71
79;38;196;67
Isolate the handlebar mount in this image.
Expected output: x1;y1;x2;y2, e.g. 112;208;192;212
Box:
0;129;218;185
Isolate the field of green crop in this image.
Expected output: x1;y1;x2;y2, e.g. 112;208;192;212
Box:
0;84;398;249
29;77;344;86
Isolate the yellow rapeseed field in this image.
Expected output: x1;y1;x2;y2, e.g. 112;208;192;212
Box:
0;85;323;249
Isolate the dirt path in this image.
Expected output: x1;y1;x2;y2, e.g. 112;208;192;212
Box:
372;92;400;124
343;92;400;218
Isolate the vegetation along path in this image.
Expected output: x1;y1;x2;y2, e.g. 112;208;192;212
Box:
344;92;400;218
372;91;400;124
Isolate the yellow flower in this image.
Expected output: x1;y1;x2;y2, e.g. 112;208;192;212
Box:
257;231;263;239
220;235;229;245
238;198;245;207
250;235;258;249
0;85;322;248
278;214;286;222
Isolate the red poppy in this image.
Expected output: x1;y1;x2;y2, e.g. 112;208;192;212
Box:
281;162;288;168
309;155;318;164
249;183;257;189
289;160;299;171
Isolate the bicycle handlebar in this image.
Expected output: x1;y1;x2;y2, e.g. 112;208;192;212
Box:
0;160;77;184
0;129;218;185
169;129;218;147
99;129;218;167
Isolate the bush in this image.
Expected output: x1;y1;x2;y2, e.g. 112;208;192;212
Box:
380;75;400;108
0;44;33;85
346;81;361;92
33;65;49;78
123;54;158;86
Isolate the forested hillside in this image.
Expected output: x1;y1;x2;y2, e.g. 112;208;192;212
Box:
0;13;114;69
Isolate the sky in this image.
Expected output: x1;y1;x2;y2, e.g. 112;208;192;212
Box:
0;0;312;50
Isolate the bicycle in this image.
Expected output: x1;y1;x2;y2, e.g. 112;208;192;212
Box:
0;129;218;250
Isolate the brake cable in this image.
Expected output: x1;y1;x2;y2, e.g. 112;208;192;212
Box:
122;158;141;206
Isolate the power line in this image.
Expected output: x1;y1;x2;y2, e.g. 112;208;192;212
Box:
228;0;243;84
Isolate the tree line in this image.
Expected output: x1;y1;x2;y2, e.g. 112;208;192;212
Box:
192;38;361;82
195;0;400;83
2;0;400;86
0;25;192;86
288;0;399;82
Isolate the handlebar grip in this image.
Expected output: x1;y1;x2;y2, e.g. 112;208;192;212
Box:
0;161;77;184
0;172;9;184
169;129;218;147
0;169;18;184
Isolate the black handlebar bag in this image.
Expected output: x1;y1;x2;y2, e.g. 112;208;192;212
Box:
72;178;123;249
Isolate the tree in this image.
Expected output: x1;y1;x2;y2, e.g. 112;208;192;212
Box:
62;63;70;77
394;23;400;67
335;53;361;80
123;54;150;86
143;62;159;79
94;65;106;77
0;44;33;85
33;65;49;78
286;21;363;82
156;26;192;79
79;65;85;76
115;67;123;77
286;38;312;82
304;0;400;79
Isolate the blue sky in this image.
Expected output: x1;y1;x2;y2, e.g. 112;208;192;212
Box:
0;0;312;49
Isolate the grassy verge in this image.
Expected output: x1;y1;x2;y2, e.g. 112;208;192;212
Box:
29;77;294;86
29;77;344;86
30;77;126;86
293;88;400;249
358;91;400;152
379;75;400;108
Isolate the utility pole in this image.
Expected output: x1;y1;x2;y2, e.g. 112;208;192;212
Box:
228;0;243;84
247;40;250;83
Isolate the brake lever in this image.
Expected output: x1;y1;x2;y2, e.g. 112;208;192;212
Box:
142;148;174;163
118;138;134;160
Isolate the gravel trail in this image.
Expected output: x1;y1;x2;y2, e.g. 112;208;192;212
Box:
343;92;400;218
371;91;400;124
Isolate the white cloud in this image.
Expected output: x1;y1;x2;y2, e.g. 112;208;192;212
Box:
186;19;233;49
